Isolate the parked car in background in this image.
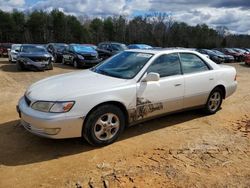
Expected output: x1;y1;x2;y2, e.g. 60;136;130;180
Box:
17;49;237;146
216;48;242;62
47;43;68;63
8;44;21;63
0;43;12;57
96;42;127;60
62;44;102;68
233;48;250;63
128;44;153;49
196;49;224;64
16;44;54;71
212;49;234;63
81;44;97;50
244;55;250;66
233;48;249;54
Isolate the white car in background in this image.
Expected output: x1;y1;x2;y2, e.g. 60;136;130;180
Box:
17;49;237;146
8;44;21;63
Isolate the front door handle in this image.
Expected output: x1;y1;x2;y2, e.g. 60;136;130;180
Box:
174;84;182;87
209;78;214;81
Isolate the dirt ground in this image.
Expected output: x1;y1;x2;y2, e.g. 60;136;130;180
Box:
0;58;249;188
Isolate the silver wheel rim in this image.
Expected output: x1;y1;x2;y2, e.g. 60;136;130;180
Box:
73;60;77;68
94;113;120;141
208;91;221;111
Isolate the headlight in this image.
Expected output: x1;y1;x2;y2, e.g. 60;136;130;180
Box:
77;55;84;60
31;101;75;113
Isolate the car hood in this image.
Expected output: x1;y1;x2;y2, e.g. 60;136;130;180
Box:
26;69;129;101
19;52;52;58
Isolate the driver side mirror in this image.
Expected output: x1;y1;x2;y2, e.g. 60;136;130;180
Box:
142;72;160;82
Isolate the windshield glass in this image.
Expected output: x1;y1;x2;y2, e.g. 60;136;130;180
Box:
212;50;224;55
73;45;94;53
54;44;67;50
91;51;153;79
226;48;236;53
12;44;21;50
206;50;217;55
112;44;128;51
21;46;46;53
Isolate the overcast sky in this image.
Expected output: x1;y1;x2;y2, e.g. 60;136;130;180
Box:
0;0;249;34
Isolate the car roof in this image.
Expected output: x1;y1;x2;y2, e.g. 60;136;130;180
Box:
125;48;199;55
99;42;126;45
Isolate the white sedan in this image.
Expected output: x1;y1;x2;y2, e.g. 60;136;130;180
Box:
8;44;21;63
17;49;237;146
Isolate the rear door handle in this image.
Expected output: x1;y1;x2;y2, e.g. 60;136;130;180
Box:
174;84;182;87
209;78;214;81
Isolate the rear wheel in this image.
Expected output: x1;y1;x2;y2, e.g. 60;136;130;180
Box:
73;59;79;68
204;88;223;114
83;104;125;146
48;62;53;70
62;58;66;65
16;61;24;71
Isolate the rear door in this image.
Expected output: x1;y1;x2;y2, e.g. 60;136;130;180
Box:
179;53;216;108
63;46;71;62
136;53;184;120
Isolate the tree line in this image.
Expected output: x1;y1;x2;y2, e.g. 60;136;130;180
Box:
0;9;250;48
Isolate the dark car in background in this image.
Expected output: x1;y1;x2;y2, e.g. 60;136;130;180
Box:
62;44;102;68
16;44;54;71
196;49;224;64
216;48;242;62
96;42;127;60
212;49;234;63
47;43;68;63
232;48;250;63
0;43;12;57
128;44;153;49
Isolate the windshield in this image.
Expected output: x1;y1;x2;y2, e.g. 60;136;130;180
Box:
54;44;67;50
112;44;128;51
12;44;21;50
91;51;153;79
226;48;236;53
234;48;246;53
21;46;46;53
212;50;224;55
73;45;95;53
206;50;217;55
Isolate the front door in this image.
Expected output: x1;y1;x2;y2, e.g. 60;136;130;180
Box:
136;53;184;121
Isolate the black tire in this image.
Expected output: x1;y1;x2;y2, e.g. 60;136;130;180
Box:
83;104;125;146
16;61;24;71
62;58;66;65
73;59;79;68
204;88;223;115
48;62;53;70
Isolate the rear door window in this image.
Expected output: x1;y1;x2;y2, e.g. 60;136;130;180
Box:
179;53;209;74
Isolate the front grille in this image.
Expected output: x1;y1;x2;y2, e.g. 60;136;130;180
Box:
29;57;50;62
83;55;98;60
24;95;31;106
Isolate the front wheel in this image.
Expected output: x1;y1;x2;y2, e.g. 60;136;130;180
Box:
204;88;223;114
48;62;53;70
83;104;125;146
16;61;24;71
73;59;79;68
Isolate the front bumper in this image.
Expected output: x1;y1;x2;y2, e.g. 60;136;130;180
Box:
20;58;53;70
17;97;84;139
78;58;103;67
